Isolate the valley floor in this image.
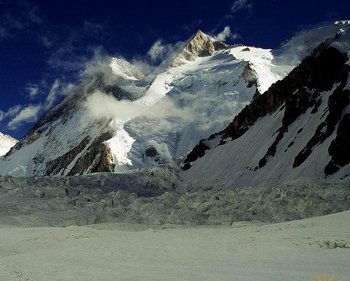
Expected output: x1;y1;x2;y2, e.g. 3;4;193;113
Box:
0;211;349;281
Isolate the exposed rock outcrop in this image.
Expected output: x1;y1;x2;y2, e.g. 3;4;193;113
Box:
325;114;350;176
171;30;228;66
183;36;350;179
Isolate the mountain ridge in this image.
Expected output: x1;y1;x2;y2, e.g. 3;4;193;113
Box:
0;22;349;183
0;132;17;157
170;30;229;67
182;29;350;186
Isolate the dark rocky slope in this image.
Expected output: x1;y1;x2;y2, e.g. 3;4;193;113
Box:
183;39;350;180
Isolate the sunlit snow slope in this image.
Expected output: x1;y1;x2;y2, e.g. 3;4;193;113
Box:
182;23;350;187
0;132;17;157
0;22;348;178
0;31;279;176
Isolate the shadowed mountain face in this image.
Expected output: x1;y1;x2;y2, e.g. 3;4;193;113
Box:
183;35;350;186
6;73;131;176
0;30;264;177
0;23;349;185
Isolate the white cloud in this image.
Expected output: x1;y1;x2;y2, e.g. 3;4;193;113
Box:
231;0;253;15
5;105;22;118
130;58;154;76
8;105;41;130
41;36;53;48
147;40;173;63
131;40;180;73
48;44;87;72
213;26;239;42
26;83;39;99
0;78;76;130
0;104;37;130
84;91;184;123
0;0;42;40
47;23;108;72
44;79;75;110
79;47;111;79
45;80;61;110
84;91;146;121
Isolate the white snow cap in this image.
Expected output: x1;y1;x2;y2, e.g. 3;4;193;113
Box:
110;58;144;80
0;132;17;157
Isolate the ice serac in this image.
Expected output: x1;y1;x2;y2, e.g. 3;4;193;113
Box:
182;27;350;187
0;132;17;157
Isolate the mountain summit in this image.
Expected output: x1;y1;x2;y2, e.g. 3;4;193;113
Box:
0;132;17;157
0;21;348;181
183;25;350;186
0;29;268;176
171;30;228;66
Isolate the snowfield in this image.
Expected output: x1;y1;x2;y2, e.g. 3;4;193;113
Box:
229;46;282;93
0;171;349;226
0;211;349;281
0;132;17;157
0;169;349;281
0;32;283;177
2;21;349;177
0;22;349;281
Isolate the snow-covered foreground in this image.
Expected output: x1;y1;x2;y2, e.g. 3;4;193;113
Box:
0;211;349;281
0;172;349;280
0;172;349;226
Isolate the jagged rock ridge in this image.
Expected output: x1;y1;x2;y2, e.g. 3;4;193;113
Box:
182;31;350;186
1;22;349;181
0;30;270;176
171;30;228;66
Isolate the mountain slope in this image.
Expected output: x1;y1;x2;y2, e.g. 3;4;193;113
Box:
182;29;350;187
0;30;283;177
110;58;145;80
0;132;17;157
1;22;348;178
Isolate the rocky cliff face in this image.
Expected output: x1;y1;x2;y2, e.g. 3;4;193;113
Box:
0;69;126;176
1;23;348;179
182;33;350;186
0;30;271;177
171;30;228;66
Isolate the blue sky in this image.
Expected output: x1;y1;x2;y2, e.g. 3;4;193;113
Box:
0;0;349;139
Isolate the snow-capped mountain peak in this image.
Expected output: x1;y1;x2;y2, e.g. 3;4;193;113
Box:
182;32;350;187
1;21;349;180
335;20;350;25
0;132;17;157
110;57;144;80
190;29;215;43
171;30;228;66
